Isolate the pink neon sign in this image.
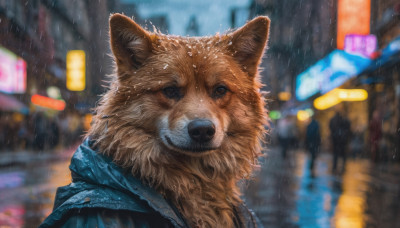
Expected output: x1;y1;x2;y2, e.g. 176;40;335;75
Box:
0;46;27;94
344;34;377;58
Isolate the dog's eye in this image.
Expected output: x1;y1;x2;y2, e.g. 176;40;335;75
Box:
163;86;182;100
213;85;228;98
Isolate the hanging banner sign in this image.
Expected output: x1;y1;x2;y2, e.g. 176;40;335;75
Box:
66;50;86;91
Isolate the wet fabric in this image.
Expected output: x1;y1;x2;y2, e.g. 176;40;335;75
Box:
39;139;262;228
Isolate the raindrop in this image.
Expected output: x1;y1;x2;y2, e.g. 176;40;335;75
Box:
228;41;232;46
163;64;168;69
188;52;193;56
193;64;196;68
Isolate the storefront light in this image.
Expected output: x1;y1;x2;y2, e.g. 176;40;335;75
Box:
31;94;66;111
278;91;291;101
314;89;368;110
337;89;368;101
297;110;310;121
269;110;281;120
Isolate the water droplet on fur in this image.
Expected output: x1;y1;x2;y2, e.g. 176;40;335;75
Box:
193;64;196;68
200;99;203;102
134;72;137;74
188;52;193;56
158;81;161;84
163;64;168;69
228;41;232;45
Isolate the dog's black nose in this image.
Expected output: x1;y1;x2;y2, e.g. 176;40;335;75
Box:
188;119;215;143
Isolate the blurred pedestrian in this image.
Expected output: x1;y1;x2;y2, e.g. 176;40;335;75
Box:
33;112;47;151
369;110;382;162
48;118;60;149
329;111;351;173
350;125;364;159
305;115;321;176
277;116;296;159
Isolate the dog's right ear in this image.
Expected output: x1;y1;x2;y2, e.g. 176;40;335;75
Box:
109;14;153;71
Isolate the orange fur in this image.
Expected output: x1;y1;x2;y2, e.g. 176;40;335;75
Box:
88;14;270;228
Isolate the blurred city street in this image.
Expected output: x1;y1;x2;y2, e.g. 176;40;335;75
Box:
1;0;400;227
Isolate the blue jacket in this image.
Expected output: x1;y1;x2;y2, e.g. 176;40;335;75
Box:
39;139;263;228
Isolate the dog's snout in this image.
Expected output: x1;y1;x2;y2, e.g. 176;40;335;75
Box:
188;119;215;143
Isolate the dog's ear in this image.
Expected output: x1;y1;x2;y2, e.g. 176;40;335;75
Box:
228;16;270;77
109;14;153;71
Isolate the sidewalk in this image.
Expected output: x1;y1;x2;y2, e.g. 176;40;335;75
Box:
0;145;78;167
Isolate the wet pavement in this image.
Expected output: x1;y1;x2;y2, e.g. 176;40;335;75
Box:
0;149;73;228
0;146;399;228
243;147;400;228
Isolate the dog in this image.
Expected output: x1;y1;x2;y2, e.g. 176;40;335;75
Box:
86;14;269;228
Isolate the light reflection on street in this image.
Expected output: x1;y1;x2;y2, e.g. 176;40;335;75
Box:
333;160;370;228
244;148;400;228
0;155;71;228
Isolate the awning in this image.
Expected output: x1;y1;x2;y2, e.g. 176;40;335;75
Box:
0;93;29;114
295;50;372;101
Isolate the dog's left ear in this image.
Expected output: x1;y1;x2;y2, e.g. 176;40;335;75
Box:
228;16;270;77
109;13;154;72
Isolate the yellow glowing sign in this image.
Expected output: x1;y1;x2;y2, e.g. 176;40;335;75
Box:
314;89;368;110
66;50;85;91
337;0;371;49
337;89;368;101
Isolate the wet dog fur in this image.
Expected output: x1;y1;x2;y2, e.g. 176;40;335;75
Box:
88;14;270;228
